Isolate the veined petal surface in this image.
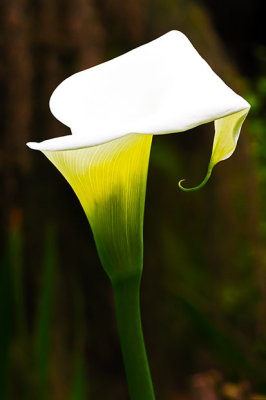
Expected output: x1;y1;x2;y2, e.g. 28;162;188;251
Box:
43;133;153;282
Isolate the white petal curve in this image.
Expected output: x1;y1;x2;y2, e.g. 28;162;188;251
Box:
26;131;133;151
29;30;250;151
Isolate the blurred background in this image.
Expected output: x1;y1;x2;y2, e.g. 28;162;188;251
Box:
0;0;266;399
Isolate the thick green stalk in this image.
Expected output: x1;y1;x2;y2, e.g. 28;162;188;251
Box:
43;133;154;397
112;274;155;400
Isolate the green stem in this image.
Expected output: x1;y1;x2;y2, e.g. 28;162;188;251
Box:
112;274;156;400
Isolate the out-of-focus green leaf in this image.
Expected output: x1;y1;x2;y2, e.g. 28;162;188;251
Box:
0;209;28;399
0;238;13;400
169;292;259;378
69;356;88;400
35;224;57;399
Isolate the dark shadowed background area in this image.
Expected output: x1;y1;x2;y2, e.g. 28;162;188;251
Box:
1;0;266;399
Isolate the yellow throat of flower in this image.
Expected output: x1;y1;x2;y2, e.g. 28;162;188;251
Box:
43;133;153;283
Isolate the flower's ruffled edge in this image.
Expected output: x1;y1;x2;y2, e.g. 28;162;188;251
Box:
27;107;250;191
26;104;249;152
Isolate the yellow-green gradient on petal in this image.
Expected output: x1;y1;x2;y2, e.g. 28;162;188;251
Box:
43;133;153;283
178;108;250;191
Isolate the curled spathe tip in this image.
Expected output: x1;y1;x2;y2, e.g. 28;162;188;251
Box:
178;166;213;192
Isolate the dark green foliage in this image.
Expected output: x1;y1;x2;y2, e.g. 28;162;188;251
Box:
35;225;57;399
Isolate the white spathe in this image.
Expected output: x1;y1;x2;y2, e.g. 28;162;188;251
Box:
27;30;250;151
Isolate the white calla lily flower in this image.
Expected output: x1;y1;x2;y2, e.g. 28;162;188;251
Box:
27;30;250;190
27;31;250;399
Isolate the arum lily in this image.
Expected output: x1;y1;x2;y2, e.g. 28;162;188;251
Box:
27;31;250;399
